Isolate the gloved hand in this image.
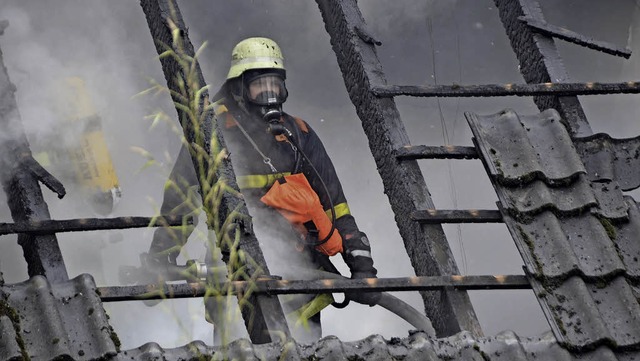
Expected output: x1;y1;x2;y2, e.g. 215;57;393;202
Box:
345;271;382;307
342;231;381;306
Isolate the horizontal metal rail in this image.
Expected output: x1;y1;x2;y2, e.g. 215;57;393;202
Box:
411;210;503;224
0;215;192;236
396;145;479;160
98;274;531;302
519;16;632;59
372;81;640;98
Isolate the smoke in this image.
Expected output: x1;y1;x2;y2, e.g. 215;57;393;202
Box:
1;0;639;350
358;0;459;37
0;0;208;346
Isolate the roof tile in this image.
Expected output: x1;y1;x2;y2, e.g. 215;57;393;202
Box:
466;109;585;185
495;176;596;216
531;276;640;350
467;109;640;352
1;274;117;360
574;134;640;192
504;211;624;279
110;331;640;360
0;316;22;360
590;181;629;220
612;198;640;277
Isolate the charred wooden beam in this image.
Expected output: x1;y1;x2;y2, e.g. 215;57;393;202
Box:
373;81;640;98
22;156;66;198
139;0;289;344
519;16;632;59
495;0;592;136
316;0;482;337
411;210;503;224
0;215;192;236
0;23;68;282
396;146;479;160
98;274;531;302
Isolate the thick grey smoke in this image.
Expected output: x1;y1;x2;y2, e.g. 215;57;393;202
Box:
0;0;638;349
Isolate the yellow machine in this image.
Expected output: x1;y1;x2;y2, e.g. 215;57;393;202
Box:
32;77;121;215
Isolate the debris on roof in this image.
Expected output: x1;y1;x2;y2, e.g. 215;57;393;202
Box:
3;272;638;360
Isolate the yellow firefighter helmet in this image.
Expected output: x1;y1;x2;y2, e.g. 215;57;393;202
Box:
227;37;285;79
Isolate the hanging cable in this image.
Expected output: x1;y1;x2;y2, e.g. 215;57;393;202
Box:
427;16;468;275
234;118;279;173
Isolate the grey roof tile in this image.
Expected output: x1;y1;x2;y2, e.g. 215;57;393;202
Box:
467;108;586;186
116;331;640;360
574;134;640;192
3;273;639;360
618;351;640;361
468;109;629;220
1;274;118;361
467;109;640;353
531;276;640;350
495;175;597;216
504;210;625;279
0;315;23;360
590;181;629;220
612;197;640;277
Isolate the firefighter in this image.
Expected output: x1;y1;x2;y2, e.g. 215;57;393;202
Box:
147;37;380;341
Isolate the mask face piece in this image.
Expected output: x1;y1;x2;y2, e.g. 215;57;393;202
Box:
242;72;288;123
245;74;288;106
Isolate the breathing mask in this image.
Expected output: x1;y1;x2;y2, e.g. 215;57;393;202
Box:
242;70;288;123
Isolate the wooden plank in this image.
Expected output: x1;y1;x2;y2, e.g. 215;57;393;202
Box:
411;210;503;224
494;0;593;136
0;215;192;236
373;81;640;98
0;24;68;283
139;0;289;344
396;145;479;160
519;16;631;59
316;0;483;337
98;274;531;302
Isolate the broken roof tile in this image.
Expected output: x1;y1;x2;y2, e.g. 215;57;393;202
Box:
466;109;586;186
574;133;640;192
1;274;117;361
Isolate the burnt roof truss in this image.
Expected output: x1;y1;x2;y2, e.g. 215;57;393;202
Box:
0;24;68;283
2;0;640;358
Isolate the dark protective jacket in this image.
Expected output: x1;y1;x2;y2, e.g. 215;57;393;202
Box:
149;88;376;278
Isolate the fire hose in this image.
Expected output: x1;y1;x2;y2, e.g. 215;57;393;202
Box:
288;267;436;336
